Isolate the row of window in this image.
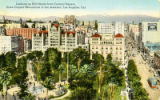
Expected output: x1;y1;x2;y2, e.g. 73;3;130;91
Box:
92;47;123;50
92;51;123;55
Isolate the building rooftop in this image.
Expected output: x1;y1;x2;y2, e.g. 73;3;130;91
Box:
63;31;75;34
145;43;160;52
38;30;48;34
54;24;59;28
91;33;101;38
114;33;124;38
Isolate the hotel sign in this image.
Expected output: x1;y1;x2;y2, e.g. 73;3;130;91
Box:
148;23;157;31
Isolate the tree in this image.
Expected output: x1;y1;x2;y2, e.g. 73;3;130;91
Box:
0;54;6;69
26;53;35;61
127;60;149;100
33;51;43;61
58;63;65;82
32;23;35;28
82;21;84;26
44;76;53;100
107;54;112;63
24;93;35;100
69;64;96;100
5;52;16;68
69;64;78;78
42;26;46;30
70;47;90;70
92;53;104;68
24;24;29;28
44;48;61;70
5;52;16;74
26;19;32;22
15;57;28;85
18;83;28;99
92;53;104;93
108;83;116;100
0;71;12;100
95;20;98;30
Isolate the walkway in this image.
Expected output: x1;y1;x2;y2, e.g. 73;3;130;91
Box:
51;89;71;100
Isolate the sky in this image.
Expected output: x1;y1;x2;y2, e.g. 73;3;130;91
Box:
0;0;160;18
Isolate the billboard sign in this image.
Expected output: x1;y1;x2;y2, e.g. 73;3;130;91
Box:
148;23;157;31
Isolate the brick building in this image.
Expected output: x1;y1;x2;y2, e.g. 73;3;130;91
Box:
6;28;38;39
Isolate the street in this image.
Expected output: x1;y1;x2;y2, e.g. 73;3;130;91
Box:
132;51;160;100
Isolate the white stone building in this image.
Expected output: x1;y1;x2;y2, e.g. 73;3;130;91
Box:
32;31;48;51
90;33;125;63
139;21;160;44
98;22;125;35
129;24;139;41
0;36;19;53
32;25;88;52
98;23;113;34
114;22;125;36
49;26;61;48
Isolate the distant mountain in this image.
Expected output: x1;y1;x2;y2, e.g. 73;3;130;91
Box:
77;15;160;23
0;15;160;23
0;15;60;22
0;15;30;21
33;16;60;22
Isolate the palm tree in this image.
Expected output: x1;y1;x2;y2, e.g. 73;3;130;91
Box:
44;77;52;100
24;93;36;100
92;53;104;94
58;63;65;82
70;48;90;70
66;52;69;81
69;64;78;77
0;71;12;100
108;83;116;100
98;61;104;94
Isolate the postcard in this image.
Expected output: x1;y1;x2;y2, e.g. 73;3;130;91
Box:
0;0;160;100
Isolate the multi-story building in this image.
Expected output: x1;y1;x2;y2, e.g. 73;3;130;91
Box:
98;23;113;34
32;25;88;52
139;21;160;58
60;31;77;52
35;23;51;32
98;22;125;35
60;30;87;52
49;25;61;48
139;22;160;45
114;22;125;36
129;24;139;41
6;28;38;39
0;36;19;53
90;33;125;63
32;31;48;51
64;23;75;31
